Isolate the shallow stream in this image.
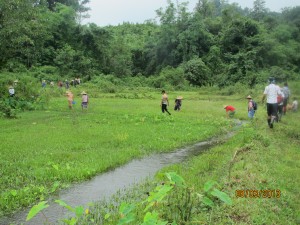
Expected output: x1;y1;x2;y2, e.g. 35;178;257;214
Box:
1;129;237;225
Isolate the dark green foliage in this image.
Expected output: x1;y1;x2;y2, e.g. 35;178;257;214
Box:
0;0;300;87
0;73;42;117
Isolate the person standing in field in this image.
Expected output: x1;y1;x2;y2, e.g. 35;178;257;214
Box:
292;97;298;112
81;91;89;110
246;95;255;119
8;86;15;97
174;96;183;111
66;90;74;110
224;105;236;118
282;82;290;115
262;77;282;128
277;89;284;122
161;90;171;115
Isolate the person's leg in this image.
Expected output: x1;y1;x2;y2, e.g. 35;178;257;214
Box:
283;98;287;115
278;105;283;121
162;104;166;113
248;109;254;119
164;105;171;115
267;104;272;127
270;104;278;128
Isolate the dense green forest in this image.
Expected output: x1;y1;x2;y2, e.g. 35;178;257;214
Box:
0;0;300;87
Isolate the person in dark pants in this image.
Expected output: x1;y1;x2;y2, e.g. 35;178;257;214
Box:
161;90;171;115
174;96;183;111
262;77;282;128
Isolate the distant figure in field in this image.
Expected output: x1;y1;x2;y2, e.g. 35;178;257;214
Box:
262;77;282;128
9;86;15;97
292;97;298;112
65;80;70;89
66;90;74;109
174;96;183;111
42;80;46;88
58;81;63;89
277;88;284;121
161;90;171;115
81;91;89;110
224;105;236;118
282;82;290;115
246;95;255;119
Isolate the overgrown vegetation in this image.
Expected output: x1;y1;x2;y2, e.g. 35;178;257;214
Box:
0;0;300;87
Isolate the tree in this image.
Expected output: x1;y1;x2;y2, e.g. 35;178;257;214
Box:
183;57;211;86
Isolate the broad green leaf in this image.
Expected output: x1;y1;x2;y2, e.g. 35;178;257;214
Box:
119;202;135;215
142;212;168;225
26;201;49;221
10;190;17;197
211;188;232;205
117;213;135;225
203;180;217;192
165;172;185;187
55;200;75;212
75;206;84;217
104;213;111;219
202;196;214;207
62;217;77;225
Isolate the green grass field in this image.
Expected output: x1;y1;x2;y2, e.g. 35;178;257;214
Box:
0;90;236;216
1;89;299;224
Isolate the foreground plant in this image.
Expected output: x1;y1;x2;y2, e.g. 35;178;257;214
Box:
26;172;232;224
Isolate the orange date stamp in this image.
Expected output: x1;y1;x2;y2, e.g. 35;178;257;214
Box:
235;189;281;198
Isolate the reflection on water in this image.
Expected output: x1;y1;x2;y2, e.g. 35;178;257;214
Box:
1;132;234;225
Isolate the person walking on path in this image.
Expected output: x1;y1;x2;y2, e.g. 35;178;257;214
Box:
66;90;74;110
161;90;171;115
81;91;89;110
262;77;282;128
282;82;291;115
246;95;255;119
224;105;236;118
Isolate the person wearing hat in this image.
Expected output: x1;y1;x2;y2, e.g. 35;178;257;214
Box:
81;91;89;110
8;86;15;97
246;95;255;119
262;77;283;128
174;96;183;111
224;105;236;118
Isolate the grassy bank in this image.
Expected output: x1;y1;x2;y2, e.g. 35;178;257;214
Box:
1;91;237;217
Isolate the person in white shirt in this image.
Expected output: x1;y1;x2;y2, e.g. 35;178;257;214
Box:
292;97;298;112
262;77;282;128
8;86;15;97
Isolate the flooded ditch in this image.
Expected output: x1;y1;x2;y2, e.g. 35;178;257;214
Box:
1;128;238;225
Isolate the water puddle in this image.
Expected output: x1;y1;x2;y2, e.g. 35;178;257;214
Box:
1;131;236;225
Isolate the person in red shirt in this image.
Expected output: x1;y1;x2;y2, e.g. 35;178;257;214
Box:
224;105;236;118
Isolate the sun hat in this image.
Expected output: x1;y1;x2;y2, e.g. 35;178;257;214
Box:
246;95;252;99
223;105;228;109
176;96;183;100
81;91;87;95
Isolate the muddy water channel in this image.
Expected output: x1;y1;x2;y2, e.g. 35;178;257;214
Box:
1;131;236;225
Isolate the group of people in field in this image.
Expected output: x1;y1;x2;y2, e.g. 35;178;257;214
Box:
223;77;298;129
7;77;298;124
